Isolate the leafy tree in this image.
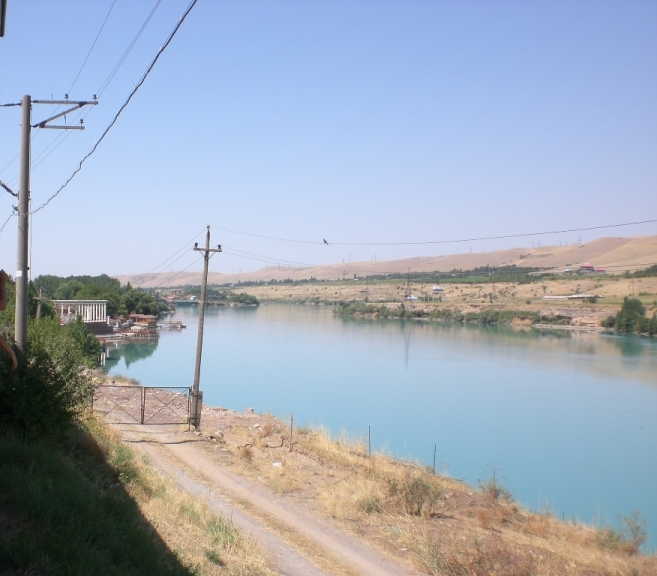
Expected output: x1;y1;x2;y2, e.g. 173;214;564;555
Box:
615;298;648;334
55;280;84;300
122;288;163;315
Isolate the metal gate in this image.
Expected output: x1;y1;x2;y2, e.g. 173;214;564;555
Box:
92;385;191;428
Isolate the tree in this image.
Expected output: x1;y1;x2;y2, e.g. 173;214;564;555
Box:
54;280;84;300
615;298;648;334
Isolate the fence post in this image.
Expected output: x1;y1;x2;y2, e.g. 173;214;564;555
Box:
289;414;293;452
140;387;145;425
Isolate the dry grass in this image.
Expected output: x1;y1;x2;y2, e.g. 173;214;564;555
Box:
204;420;657;576
87;418;276;576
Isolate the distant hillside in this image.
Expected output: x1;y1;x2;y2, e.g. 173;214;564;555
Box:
114;235;657;288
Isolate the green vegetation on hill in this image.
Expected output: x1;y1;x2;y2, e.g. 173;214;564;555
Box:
34;274;166;317
334;302;539;325
185;286;259;305
626;264;657;278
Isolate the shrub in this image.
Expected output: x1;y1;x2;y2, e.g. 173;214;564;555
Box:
386;474;443;516
596;511;647;555
0;318;96;440
479;467;513;502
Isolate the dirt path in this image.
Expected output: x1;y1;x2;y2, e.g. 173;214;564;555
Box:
117;424;423;576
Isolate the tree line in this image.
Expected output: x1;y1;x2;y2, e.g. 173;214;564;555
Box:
34;274;167;317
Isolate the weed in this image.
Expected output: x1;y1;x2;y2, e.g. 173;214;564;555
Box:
478;466;512;502
357;496;383;513
597;511;648;555
420;535;535;576
203;548;224;565
238;446;254;462
386;474;443;516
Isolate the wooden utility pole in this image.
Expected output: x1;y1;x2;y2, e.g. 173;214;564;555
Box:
190;226;221;429
35;287;42;320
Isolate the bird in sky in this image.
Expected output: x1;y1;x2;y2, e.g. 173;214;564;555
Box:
323;238;329;246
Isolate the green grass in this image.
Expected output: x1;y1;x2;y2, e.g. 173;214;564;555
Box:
0;427;193;576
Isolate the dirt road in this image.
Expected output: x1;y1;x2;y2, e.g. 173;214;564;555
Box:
117;424;422;576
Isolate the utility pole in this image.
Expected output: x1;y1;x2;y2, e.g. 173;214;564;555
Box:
14;95;97;353
190;226;221;429
15;95;31;352
36;287;42;321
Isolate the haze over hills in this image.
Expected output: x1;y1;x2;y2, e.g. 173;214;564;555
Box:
115;235;657;288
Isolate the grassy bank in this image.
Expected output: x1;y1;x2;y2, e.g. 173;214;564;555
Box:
0;417;274;576
201;415;656;576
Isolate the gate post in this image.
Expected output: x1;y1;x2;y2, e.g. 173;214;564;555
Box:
140;386;145;425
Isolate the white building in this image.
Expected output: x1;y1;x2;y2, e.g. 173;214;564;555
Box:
53;300;108;325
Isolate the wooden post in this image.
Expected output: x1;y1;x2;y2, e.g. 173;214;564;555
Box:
289;414;293;452
433;444;437;475
368;425;371;456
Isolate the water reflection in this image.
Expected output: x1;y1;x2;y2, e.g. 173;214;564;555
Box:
337;314;657;386
103;340;159;371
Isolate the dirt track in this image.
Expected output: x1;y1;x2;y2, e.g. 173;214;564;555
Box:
116;423;422;576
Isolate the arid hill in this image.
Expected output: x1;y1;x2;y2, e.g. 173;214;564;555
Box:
115;235;657;288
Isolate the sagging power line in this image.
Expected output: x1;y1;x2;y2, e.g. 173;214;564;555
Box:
29;0;198;216
213;218;656;247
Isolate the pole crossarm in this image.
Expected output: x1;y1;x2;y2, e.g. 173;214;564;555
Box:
32;100;98;129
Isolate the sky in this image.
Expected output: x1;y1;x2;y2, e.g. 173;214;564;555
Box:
0;0;655;279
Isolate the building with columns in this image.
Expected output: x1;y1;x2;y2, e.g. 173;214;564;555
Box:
53;300;108;325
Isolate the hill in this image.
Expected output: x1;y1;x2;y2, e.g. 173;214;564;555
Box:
114;235;657;288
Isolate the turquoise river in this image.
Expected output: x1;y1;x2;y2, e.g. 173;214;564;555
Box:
105;304;657;551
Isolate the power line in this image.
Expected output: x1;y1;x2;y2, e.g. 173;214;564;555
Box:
30;0;198;215
223;246;315;268
213;219;657;247
157;255;204;286
96;0;163;97
133;228;207;286
0;212;14;234
67;0;118;95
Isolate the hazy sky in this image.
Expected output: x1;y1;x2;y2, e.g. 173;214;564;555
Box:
0;1;655;278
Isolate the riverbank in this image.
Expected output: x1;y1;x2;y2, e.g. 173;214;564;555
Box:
239;274;657;332
93;378;657;575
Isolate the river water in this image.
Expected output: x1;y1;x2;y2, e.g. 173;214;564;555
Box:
105;304;657;549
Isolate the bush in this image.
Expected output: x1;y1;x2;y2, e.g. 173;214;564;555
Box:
0;318;96;440
615;298;650;334
479;467;513;502
386;474;443;516
596;511;647;555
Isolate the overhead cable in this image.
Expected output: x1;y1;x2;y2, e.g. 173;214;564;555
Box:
30;0;198;215
134;228;207;282
96;0;163;97
213;219;657;247
223;246;315;268
67;0;118;95
0;212;14;234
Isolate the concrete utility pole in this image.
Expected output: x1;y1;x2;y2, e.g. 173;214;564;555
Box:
15;95;31;352
190;226;221;429
14;96;97;352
